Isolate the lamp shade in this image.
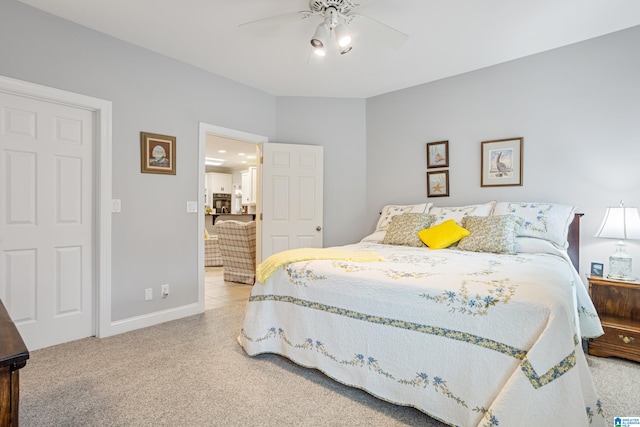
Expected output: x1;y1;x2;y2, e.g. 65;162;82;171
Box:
594;205;640;240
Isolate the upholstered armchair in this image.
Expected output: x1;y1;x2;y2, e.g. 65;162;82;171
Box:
216;220;257;284
204;235;222;267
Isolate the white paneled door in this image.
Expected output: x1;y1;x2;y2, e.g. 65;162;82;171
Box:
0;91;94;350
260;143;323;261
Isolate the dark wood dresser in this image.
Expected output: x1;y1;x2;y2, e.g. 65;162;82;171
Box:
0;299;29;426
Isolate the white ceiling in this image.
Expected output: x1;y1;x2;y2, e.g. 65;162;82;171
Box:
18;0;640;99
205;135;257;173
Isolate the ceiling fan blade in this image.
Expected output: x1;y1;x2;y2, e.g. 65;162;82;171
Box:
239;10;310;30
349;13;409;48
351;0;379;7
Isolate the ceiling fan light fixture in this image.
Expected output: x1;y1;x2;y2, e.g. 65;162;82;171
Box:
310;23;329;48
340;45;353;55
334;23;351;47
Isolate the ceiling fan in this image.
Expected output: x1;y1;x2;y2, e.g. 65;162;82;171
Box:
240;0;408;57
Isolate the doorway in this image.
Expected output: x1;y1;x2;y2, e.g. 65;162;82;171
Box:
197;123;267;312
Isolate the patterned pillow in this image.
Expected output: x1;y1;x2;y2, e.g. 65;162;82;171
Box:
418;219;470;249
376;203;432;232
458;215;524;254
428;201;496;226
492;202;576;248
382;213;436;247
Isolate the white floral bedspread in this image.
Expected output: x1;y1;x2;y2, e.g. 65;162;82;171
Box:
240;242;605;426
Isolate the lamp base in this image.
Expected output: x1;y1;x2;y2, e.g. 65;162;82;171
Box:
608;242;636;281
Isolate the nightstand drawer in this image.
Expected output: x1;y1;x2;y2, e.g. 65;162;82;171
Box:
596;325;640;348
589;324;640;362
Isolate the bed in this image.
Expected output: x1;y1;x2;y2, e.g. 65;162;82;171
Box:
239;201;605;426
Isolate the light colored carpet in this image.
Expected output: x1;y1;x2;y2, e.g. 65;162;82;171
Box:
19;298;640;426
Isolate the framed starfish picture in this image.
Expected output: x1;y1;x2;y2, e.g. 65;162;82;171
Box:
426;140;449;168
427;170;449;197
481;137;523;187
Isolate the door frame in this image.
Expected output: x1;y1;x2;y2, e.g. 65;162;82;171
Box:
198;122;267;311
0;75;113;338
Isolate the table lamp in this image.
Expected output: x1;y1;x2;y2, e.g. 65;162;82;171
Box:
594;201;640;280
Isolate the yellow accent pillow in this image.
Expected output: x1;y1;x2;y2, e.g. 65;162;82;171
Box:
418;219;470;249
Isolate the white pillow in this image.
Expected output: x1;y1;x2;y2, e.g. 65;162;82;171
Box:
360;230;386;243
493;202;576;248
375;203;432;232
516;237;567;257
428;201;496;226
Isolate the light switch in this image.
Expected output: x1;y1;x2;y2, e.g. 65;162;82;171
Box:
112;199;121;213
186;201;198;213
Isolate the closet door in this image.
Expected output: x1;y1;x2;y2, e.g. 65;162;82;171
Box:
0;90;94;350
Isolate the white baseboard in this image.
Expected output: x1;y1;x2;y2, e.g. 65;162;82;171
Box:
103;303;202;337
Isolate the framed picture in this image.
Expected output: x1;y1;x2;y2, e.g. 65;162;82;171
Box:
140;132;176;175
590;262;604;277
481;137;523;187
427;170;449;197
426;140;449;168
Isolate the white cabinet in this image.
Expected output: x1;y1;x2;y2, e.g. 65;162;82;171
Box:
206;172;232;194
241;167;257;205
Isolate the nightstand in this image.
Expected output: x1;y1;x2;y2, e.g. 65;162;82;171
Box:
588;275;640;362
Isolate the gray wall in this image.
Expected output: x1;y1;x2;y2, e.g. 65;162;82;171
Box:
366;25;640;280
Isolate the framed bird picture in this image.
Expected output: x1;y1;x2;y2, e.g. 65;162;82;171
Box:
481;137;523;187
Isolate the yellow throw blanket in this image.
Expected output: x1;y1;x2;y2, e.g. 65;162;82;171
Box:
256;248;384;283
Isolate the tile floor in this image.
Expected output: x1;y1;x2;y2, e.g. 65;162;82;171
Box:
204;266;253;310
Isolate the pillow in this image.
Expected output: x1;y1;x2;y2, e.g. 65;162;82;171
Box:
418;219;470;249
360;230;386;243
492;202;576;248
516;237;567;257
428;201;496;226
376;203;432;232
204;228;210;239
457;215;524;254
382;213;435;247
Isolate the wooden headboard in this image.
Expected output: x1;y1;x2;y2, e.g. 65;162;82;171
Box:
567;213;584;272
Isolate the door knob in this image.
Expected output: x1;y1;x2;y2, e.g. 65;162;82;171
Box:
316;226;322;231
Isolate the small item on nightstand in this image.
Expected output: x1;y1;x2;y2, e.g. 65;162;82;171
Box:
590;262;604;277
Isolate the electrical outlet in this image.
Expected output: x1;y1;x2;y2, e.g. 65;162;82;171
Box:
145;288;152;301
161;284;169;298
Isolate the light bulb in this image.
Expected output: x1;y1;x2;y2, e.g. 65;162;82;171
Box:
334;24;351;47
